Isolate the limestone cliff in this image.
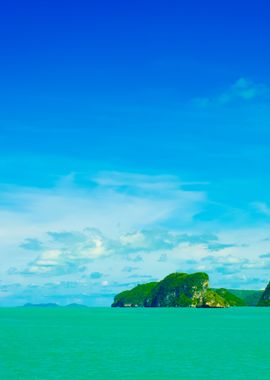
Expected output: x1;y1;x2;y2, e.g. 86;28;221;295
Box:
112;272;238;308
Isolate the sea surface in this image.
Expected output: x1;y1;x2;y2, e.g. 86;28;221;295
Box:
0;307;269;379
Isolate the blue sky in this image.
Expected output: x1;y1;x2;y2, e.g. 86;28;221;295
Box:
1;1;270;305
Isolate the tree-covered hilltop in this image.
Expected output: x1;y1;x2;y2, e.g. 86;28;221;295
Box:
145;272;209;307
257;281;270;306
112;272;243;308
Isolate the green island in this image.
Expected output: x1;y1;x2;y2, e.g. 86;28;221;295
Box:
257;281;270;306
112;272;269;308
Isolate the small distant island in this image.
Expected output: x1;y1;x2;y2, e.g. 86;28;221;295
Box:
112;272;269;308
23;303;60;308
23;303;87;308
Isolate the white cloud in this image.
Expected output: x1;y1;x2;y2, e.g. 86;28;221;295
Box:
0;171;206;281
8;225;270;288
193;78;269;107
2;170;270;304
2;224;270;305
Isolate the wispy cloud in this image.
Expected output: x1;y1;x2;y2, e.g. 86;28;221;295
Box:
193;78;269;107
1;170;270;305
0;171;205;237
0;170;206;281
252;202;270;216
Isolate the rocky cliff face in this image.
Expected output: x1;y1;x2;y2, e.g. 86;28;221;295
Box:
203;290;230;308
145;272;209;307
258;281;270;306
112;272;236;308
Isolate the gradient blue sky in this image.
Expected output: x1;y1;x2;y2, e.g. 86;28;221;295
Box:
1;1;270;305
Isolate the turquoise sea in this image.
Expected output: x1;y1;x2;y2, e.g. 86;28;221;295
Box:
0;307;270;379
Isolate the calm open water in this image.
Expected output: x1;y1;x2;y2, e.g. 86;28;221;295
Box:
0;307;269;379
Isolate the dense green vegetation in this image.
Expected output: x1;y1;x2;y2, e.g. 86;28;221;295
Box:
112;272;270;308
112;282;158;307
228;289;263;306
203;289;229;308
213;288;246;306
258;299;270;306
112;272;251;308
147;272;209;307
257;282;270;306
